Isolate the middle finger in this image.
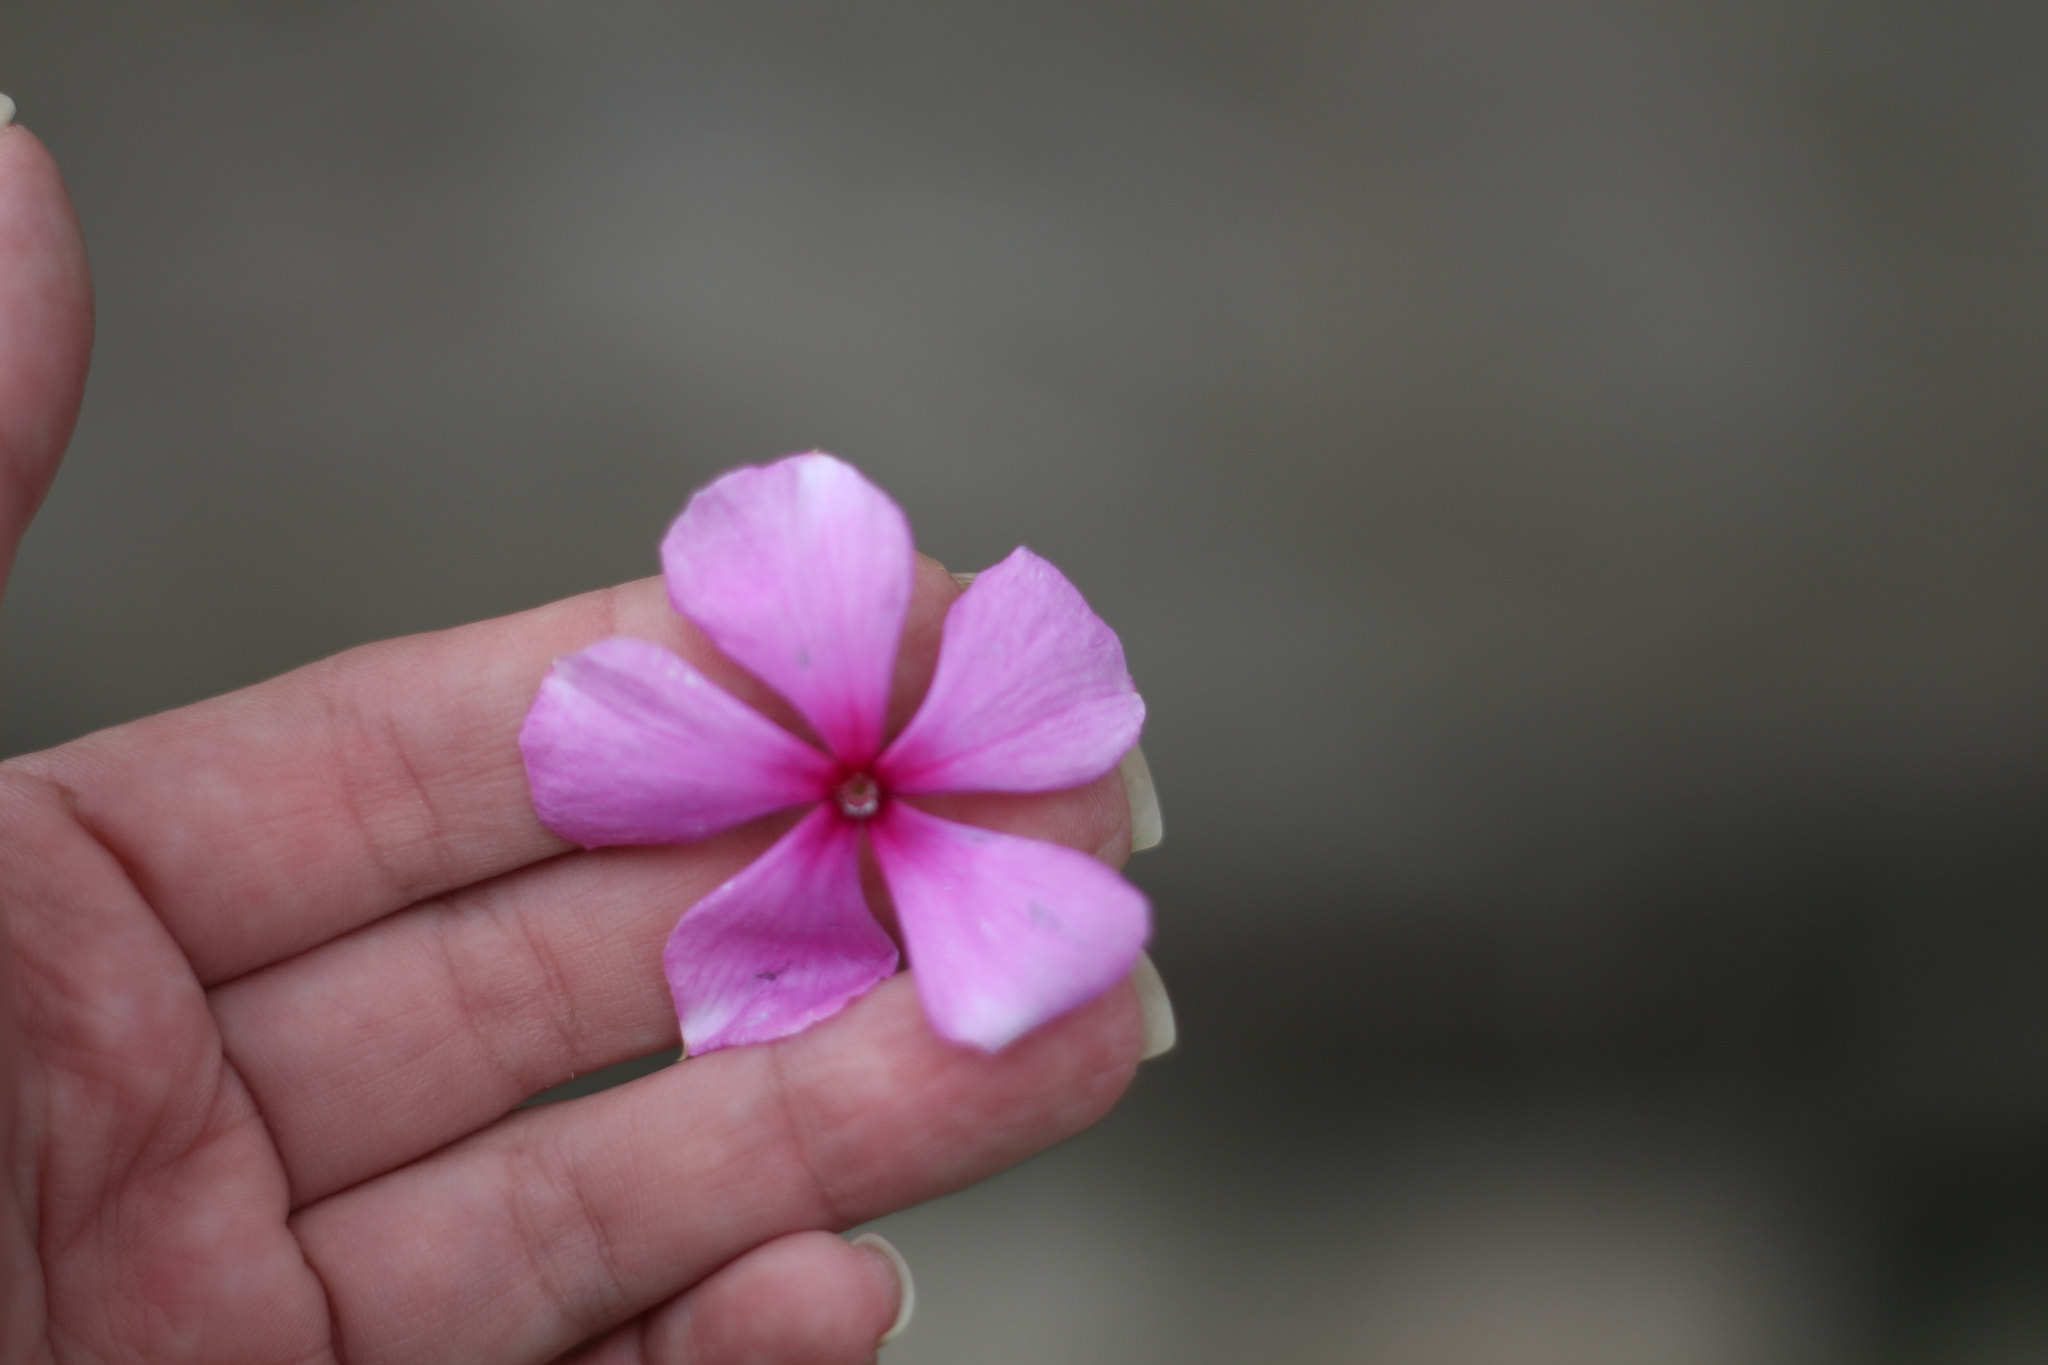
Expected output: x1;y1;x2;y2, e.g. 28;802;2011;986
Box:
213;769;1131;1205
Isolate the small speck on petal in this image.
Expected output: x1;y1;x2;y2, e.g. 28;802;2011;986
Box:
666;804;900;1054
662;453;913;767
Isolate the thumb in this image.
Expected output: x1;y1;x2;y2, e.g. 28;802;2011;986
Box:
0;101;94;607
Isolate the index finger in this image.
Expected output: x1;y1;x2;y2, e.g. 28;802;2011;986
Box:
13;557;966;985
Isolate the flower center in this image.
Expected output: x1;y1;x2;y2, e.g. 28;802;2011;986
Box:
834;772;881;820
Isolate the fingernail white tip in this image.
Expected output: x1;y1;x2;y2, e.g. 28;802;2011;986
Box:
852;1232;916;1345
949;570;978;589
1119;746;1164;852
0;95;15;129
1133;952;1177;1060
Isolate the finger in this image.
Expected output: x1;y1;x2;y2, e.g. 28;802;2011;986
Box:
551;1231;907;1365
0;120;94;603
20;558;963;985
213;766;1128;1205
293;969;1146;1365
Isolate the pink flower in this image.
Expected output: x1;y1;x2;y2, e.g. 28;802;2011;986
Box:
519;453;1151;1054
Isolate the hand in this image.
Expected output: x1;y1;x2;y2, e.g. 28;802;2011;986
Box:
0;121;1151;1365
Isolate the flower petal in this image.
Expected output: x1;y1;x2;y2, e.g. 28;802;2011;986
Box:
522;637;837;847
665;804;899;1055
663;453;913;767
878;547;1144;795
870;801;1150;1051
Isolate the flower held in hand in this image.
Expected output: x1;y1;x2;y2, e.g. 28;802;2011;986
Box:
520;454;1150;1054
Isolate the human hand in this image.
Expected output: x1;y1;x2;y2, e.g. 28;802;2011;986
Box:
0;117;1161;1364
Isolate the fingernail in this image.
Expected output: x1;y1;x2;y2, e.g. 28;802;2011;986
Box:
1119;746;1164;852
949;570;978;589
1132;952;1177;1060
851;1232;916;1345
0;95;15;129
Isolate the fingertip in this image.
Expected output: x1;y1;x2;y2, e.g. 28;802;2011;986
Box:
1118;745;1163;853
850;1232;916;1345
0;115;93;598
647;1229;905;1365
755;969;1142;1226
0;122;89;299
1131;952;1177;1061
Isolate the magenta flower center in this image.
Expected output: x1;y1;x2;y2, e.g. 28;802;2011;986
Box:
834;771;882;820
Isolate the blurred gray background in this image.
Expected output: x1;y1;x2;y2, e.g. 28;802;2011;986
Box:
6;2;2048;1360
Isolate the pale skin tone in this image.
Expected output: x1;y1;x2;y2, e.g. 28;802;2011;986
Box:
0;126;1146;1364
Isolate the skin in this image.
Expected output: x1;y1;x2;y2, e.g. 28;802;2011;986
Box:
0;124;1145;1365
